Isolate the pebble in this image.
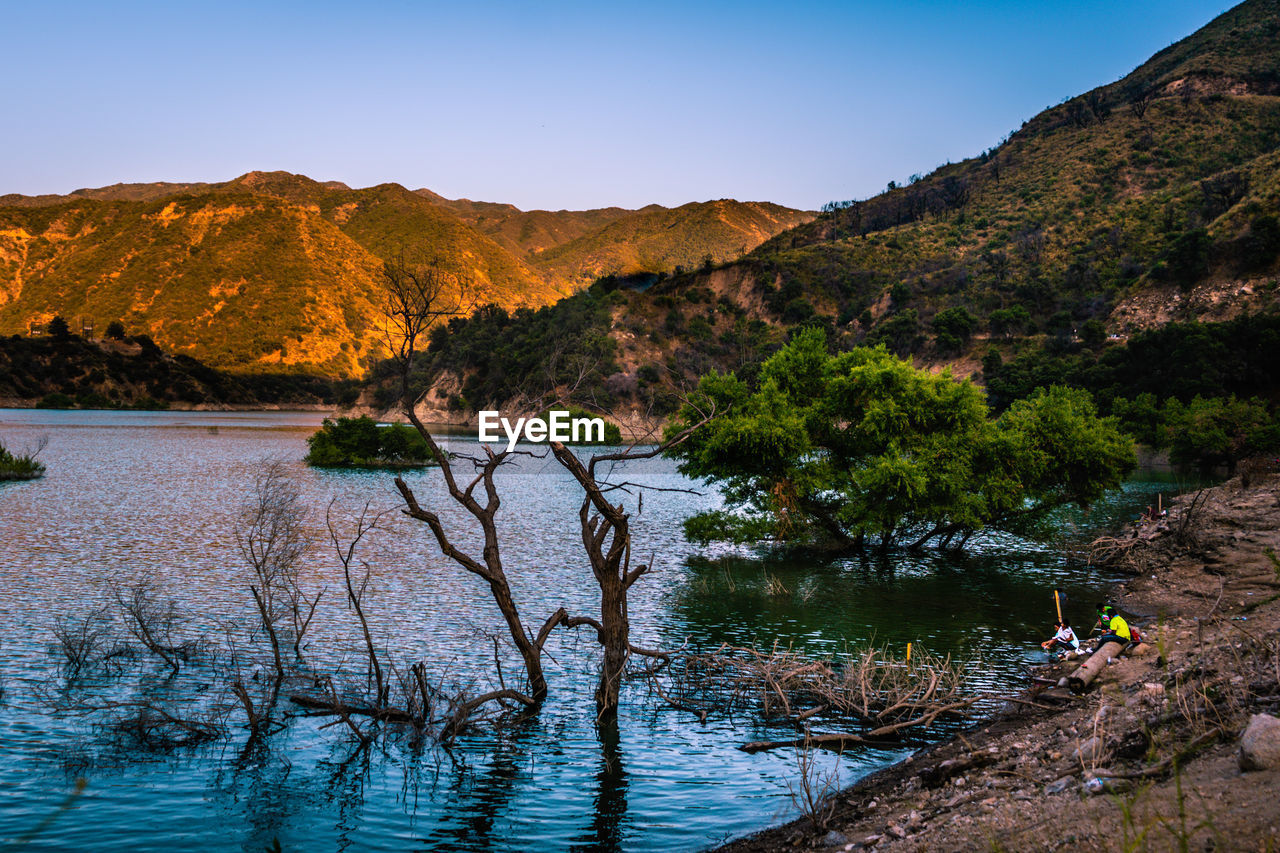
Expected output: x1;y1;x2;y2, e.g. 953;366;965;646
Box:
887;824;906;839
820;829;848;847
1045;775;1074;795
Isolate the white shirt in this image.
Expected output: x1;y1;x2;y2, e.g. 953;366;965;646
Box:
1053;626;1079;649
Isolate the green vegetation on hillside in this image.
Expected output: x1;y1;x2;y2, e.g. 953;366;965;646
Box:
380;0;1280;439
666;330;1134;552
305;416;434;469
371;290;624;413
981;313;1280;412
1114;393;1280;471
0;332;348;408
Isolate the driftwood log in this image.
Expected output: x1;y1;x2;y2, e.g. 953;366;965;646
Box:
1061;641;1125;693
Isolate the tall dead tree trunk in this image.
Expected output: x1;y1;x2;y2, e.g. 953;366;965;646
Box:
550;441;639;718
383;252;564;707
549;411;715;720
395;412;569;705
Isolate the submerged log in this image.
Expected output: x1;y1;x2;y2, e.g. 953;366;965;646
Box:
739;732;870;754
288;693;414;723
1061;641;1125;693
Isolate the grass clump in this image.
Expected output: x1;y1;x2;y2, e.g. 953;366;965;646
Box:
304;416;434;469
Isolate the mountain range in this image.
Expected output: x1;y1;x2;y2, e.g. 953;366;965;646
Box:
3;0;1277;408
0;173;810;376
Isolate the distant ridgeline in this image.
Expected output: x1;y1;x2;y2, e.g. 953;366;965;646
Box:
361;0;1280;438
0;172;809;378
0;330;351;409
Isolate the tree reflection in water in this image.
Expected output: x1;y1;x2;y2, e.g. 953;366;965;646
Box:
571;721;630;852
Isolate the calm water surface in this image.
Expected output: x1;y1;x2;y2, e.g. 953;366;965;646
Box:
0;410;1197;851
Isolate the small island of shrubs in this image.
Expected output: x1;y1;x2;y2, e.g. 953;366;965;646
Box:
537;405;624;445
305;416;436;469
0;438;46;481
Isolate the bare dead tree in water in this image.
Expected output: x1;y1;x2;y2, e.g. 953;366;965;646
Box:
52;607;123;676
381;250;475;405
236;461;321;681
384;257;581;707
113;574;200;675
383;250;722;718
327;501;393;707
393;440;564;706
547;408;715;720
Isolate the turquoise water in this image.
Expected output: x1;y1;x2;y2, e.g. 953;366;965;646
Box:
0;410;1198;851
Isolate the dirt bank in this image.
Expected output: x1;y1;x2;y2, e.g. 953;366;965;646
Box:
719;474;1280;852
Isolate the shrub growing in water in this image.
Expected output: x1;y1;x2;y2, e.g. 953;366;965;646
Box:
305;417;435;469
0;439;45;480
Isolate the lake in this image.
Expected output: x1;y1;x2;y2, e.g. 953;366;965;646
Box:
0;410;1195;851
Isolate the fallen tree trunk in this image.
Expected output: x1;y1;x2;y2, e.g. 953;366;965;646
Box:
288;693;414;722
1061;641;1124;693
739;731;871;754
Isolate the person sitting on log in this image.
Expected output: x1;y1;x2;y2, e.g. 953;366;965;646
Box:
1041;618;1080;655
1097;605;1132;650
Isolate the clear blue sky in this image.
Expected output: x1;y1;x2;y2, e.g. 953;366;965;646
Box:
2;0;1235;211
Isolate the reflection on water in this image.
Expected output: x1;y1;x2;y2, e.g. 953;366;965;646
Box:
0;409;1199;851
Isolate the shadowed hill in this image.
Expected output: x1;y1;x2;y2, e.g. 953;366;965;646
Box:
721;0;1280;350
379;0;1280;420
532;200;814;286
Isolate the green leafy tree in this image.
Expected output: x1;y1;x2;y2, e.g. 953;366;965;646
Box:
667;329;1133;553
988;306;1033;339
932;306;977;353
1080;318;1107;349
1112;393;1164;446
867;309;923;355
1163;395;1280;472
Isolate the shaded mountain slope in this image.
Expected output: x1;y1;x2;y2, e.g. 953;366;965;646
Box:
380;0;1280;420
532;200;814;286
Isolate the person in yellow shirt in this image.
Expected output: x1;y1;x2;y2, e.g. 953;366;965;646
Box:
1097;605;1132;648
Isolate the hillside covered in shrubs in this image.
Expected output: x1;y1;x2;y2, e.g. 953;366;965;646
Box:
362;0;1279;465
0;321;349;409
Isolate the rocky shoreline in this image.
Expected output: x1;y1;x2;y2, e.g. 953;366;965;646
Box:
718;472;1280;852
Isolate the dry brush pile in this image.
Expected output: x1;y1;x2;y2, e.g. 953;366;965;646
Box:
637;642;978;753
